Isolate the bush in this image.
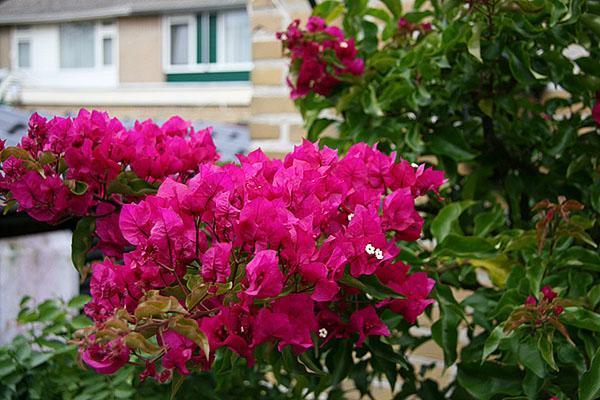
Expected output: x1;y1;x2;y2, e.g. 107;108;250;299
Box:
280;0;600;398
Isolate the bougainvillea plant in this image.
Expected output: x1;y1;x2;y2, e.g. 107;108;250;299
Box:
0;110;444;394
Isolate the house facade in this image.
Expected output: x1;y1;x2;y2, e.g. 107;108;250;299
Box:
0;0;310;155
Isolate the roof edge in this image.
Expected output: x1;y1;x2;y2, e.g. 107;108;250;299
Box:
0;1;248;26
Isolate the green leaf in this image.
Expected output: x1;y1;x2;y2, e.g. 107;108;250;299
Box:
467;22;482;62
517;338;546;378
67;295;92;310
588;284;600;309
431;285;463;366
312;0;345;22
536;332;557;371
434;234;498;259
457;362;523;400
326;340;352;385
65;180;89;196
560;307;600;332
428;130;478;161
307;119;336;142
107;171;158;197
556;247;600;272
340;273;401;300
380;0;402;18
482;325;507;362
506;49;534;83
124;332;161;355
170;374;185;400
1;147;33;162
134;292;188;319
430;201;476;242
169;316;210;357
298;352;327;376
362;86;384;117
473;206;505;237
478;99;493;118
579;347;600;400
71;217;96;274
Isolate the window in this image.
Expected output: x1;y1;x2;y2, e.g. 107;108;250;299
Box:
222;10;250;63
17;39;31;68
170;23;189;65
60;22;95;68
164;10;251;82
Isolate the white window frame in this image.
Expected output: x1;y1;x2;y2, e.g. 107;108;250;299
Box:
58;20;117;71
162;12;252;74
12;27;32;70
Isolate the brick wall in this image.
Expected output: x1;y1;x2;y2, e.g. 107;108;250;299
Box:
249;0;311;156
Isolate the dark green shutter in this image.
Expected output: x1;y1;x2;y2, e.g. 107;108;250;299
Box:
209;13;217;63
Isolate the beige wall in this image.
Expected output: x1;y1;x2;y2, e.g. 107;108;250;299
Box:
249;0;310;154
118;16;164;84
0;27;11;69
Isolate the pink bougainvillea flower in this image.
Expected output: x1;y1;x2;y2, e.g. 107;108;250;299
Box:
593;92;600;125
541;285;557;301
202;242;232;283
254;294;317;353
382;188;424;241
349;306;390;347
525;295;537;306
244;250;284;298
159;330;197;375
81;337;130;374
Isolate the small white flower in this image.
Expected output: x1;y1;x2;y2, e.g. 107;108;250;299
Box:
347;213;354;221
375;248;384;260
318;328;328;338
339;41;349;49
411;162;419;168
365;243;375;255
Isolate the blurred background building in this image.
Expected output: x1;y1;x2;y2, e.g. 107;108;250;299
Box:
0;0;311;157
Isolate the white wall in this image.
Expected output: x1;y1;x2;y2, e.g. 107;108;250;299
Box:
0;231;79;344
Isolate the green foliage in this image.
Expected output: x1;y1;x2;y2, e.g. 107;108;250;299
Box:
0;298;300;400
289;0;600;398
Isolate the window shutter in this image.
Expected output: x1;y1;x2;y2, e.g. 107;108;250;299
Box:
209;13;217;63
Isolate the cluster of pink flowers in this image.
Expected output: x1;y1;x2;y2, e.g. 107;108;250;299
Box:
0;109;216;226
506;285;567;335
1;110;445;382
278;17;364;99
524;285;564;318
